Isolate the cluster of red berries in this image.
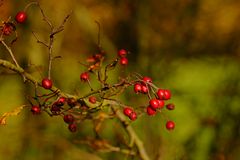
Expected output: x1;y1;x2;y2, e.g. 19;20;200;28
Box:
123;76;175;131
64;114;77;132
118;49;128;66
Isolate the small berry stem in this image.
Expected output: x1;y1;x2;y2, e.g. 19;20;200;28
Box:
24;1;38;12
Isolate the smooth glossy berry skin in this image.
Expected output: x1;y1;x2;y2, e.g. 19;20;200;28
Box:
31;106;41;114
141;85;148;94
89;96;96;104
166;121;175;130
134;83;142;93
42;78;52;89
157;89;165;100
166;103;175;110
15;11;27;23
123;107;133;117
129;112;137;121
63;114;74;124
118;49;127;57
80;72;89;82
149;98;160;109
157;99;165;109
147;106;156;116
68;123;77;132
120;57;128;65
142;76;152;83
56;97;66;106
164;89;171;100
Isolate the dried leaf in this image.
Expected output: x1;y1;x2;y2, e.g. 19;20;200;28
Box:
0;105;27;125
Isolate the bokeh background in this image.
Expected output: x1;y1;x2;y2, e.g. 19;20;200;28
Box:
1;0;240;160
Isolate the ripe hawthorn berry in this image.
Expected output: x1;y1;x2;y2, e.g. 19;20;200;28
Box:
141;85;148;94
129;112;137;121
134;83;142;93
63;114;74;124
149;98;160;109
157;99;165;109
89;96;96;104
31;106;41;114
15;11;27;23
123;107;133;117
166;120;175;130
142;76;152;84
147;106;156;116
80;72;89;82
42;78;52;89
164;89;171;100
68;123;77;132
166;103;175;110
55;97;66;106
120;57;128;65
118;49;127;57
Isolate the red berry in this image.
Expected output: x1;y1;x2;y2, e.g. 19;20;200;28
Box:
68;123;77;132
80;72;89;82
129;112;137;121
63;114;74;124
141;85;148;94
157;99;165;109
166;121;175;130
15;11;27;23
164;89;171;100
123;107;133;117
157;89;165;100
147;106;156;116
149;98;160;109
142;76;152;83
118;49;127;57
42;78;52;89
166;103;175;110
2;23;14;36
134;83;142;93
56;97;66;106
120;57;128;65
31;106;41;114
89;96;96;104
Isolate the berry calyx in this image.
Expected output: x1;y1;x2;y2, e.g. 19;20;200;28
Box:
80;72;89;82
134;83;142;93
68;123;77;132
166;121;175;130
31;106;41;114
118;49;127;57
15;11;27;23
89;96;96;104
142;76;152;83
149;98;160;109
123;107;133;117
147;106;156;116
129;112;137;121
166;103;175;110
42;78;52;89
63;114;74;124
120;57;128;65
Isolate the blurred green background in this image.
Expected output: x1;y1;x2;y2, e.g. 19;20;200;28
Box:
1;0;240;160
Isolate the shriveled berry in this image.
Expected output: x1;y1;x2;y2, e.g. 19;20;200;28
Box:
51;105;61;114
123;107;133;117
157;89;165;100
134;83;142;93
31;106;41;114
80;72;89;82
166;103;175;110
147;106;156;116
164;89;171;100
89;96;96;104
68;123;77;132
67;98;77;107
166;121;175;130
42;78;52;89
129;112;137;121
63;114;74;124
142;76;152;83
149;98;160;109
118;49;127;57
2;23;15;36
141;85;148;94
157;99;165;109
15;11;27;23
120;57;128;65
